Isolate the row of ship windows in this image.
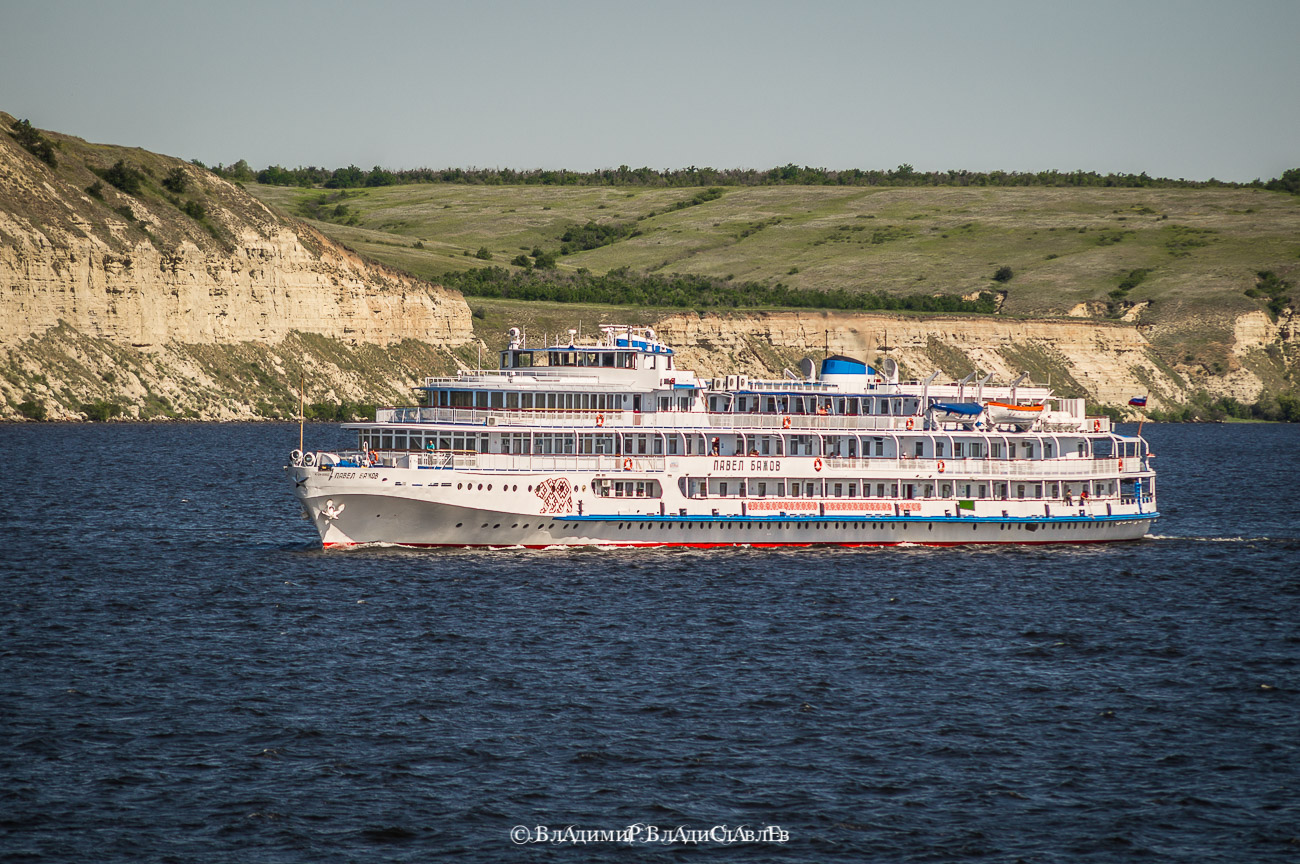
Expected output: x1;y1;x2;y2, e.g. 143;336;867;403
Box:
434;478;1132;500
688;479;1126;499
431;390;635;410
359;431;1120;460
438;520;1120;532
607;521;1116;532
427;391;917;415
710;396;915;415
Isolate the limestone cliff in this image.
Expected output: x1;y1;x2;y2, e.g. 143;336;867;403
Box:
655;312;1184;414
0;112;476;420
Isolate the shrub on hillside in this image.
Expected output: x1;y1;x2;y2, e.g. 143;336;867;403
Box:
9;119;58;168
162;166;188;193
81;400;123;421
1245;270;1292;320
440;266;1001;313
100;160;144;195
17;397;47;421
559;220;636;254
1265;168;1300;195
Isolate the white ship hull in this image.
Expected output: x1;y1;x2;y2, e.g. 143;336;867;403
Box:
288;462;1157;548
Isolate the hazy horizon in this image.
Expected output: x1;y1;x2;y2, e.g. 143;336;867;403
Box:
2;0;1297;183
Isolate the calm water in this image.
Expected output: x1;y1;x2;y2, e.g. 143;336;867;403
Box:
1;422;1297;862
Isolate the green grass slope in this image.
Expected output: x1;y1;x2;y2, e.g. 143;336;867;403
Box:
247;182;1300;366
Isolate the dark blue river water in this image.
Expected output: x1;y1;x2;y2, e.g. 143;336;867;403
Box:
1;422;1297;862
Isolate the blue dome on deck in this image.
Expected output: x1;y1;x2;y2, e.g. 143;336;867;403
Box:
820;355;874;377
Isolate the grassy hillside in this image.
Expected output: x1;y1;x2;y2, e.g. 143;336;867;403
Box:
247;181;1300;364
0;111;280;256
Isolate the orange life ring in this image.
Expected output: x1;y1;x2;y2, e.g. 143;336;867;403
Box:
1118;459;1123;471
938;460;946;473
906;418;914;431
782;416;791;429
623;458;633;471
1093;419;1101;432
813;457;823;472
369;449;379;463
596;413;605;427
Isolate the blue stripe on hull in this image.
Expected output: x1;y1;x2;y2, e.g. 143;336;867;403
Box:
560;512;1160;526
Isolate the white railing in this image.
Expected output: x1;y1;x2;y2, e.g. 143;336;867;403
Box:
823;457;1144;477
421;370;610;387
375;407;933;433
370;451;669;473
345;449;1146;477
371;406;1112;435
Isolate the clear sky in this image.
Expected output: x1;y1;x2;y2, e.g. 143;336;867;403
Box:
2;0;1296;182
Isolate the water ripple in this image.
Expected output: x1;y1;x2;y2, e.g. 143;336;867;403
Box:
0;422;1298;862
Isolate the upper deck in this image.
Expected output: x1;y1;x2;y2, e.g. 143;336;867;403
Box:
390;325;1112;435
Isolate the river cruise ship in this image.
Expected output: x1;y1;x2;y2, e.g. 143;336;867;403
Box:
286;326;1157;548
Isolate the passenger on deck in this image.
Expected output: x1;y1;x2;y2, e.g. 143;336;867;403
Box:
710;437;721;456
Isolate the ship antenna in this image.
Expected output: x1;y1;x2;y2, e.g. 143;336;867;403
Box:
298;364;305;454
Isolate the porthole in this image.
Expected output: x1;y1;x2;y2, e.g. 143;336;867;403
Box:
478;484;483;491
522;524;529;529
456;522;463;527
512;523;518;528
493;523;500;529
487;484;492;491
457;483;463;489
481;523;488;528
528;485;533;492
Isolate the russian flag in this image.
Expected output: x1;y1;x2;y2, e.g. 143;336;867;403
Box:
1128;396;1148;407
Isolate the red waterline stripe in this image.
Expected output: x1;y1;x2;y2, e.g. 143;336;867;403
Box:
321;538;1125;550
